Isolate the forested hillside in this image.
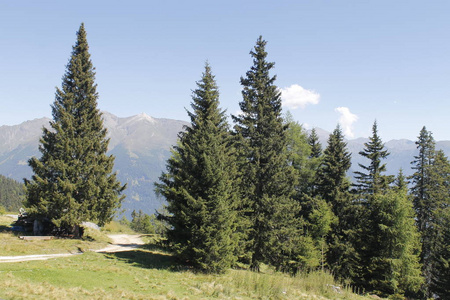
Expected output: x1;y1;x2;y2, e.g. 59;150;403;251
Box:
0;174;25;211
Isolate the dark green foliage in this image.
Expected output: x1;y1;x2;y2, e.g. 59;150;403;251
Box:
308;128;322;159
410;126;436;234
315;126;359;280
354;121;393;195
232;37;300;272
0;175;25;211
426;150;450;298
24;24;125;235
363;189;423;297
430;207;450;299
316;125;351;202
156;63;238;273
408;127;448;297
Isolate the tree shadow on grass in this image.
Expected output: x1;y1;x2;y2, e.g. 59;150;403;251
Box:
0;225;11;232
0;225;30;236
105;249;184;271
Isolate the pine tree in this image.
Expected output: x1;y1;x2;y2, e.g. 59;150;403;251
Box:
426;150;450;298
315;125;359;280
409;127;443;297
410;126;435;235
24;24;125;236
354;121;393;195
316;125;351;202
156;63;238;273
232;37;299;271
308;128;322;159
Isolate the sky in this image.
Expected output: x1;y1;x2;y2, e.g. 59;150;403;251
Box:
1;1;450;141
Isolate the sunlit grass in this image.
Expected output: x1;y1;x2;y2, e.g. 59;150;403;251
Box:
0;247;377;299
0;215;377;299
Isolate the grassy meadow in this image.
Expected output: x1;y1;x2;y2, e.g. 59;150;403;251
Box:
0;214;376;299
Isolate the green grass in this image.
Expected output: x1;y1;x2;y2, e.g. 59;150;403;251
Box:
0;243;376;299
0;215;377;299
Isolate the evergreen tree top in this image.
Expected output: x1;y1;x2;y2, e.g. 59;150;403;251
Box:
308;128;322;159
359;121;389;159
411;126;435;171
186;62;227;132
354;121;392;194
394;168;408;191
237;36;281;121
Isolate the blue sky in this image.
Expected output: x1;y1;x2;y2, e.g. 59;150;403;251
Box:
1;1;450;141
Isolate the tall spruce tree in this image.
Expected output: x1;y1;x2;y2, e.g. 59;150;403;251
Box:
354;121;393;195
426;150;450;298
24;24;125;235
156;64;238;273
409;126;440;297
315;125;359;280
410;126;435;234
232;37;300;271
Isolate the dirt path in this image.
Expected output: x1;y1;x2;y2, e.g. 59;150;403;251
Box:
0;234;145;263
95;234;145;253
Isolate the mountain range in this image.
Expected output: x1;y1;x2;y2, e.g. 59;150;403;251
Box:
1;112;449;217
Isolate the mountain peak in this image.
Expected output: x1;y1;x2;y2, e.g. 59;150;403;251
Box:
133;113;155;124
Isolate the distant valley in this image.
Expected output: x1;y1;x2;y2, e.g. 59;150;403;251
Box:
1;113;449;216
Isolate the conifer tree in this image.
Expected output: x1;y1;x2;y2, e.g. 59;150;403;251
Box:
364;188;423;297
315;125;358;280
426;150;450;298
410;126;435;235
393;168;408;191
232;37;300;271
156;64;238;273
24;24;125;235
430;206;450;299
354;121;393;195
409;127;443;297
308;128;322;159
316;126;351;202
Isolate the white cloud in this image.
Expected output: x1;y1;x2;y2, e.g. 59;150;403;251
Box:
335;107;358;138
280;84;320;109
